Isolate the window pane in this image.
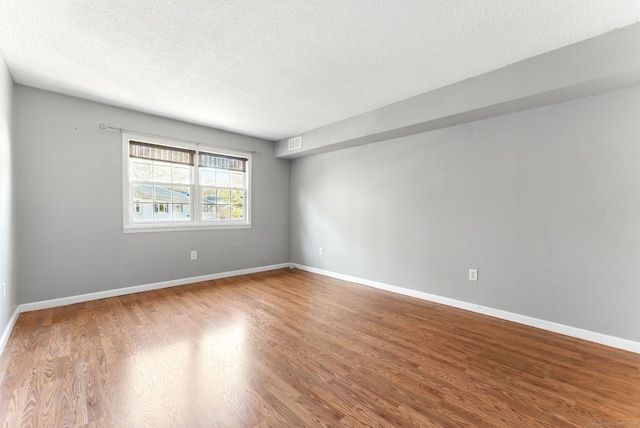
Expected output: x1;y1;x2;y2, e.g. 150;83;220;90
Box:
133;202;153;221
172;166;190;184
216;205;231;219
217;189;231;204
230;190;243;205
216;171;230;187
154;185;173;203
202;188;216;204
154;203;171;220
229;173;243;188
169;187;190;220
131;161;152;181
172;203;190;220
172;186;190;203
133;184;153;202
153;164;171;183
200;168;215;186
202;204;216;220
231;205;243;219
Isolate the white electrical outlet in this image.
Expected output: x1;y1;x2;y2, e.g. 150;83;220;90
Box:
469;269;478;281
191;251;197;260
319;247;324;256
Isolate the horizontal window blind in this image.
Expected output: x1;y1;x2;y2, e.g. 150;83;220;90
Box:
129;141;195;166
199;152;247;172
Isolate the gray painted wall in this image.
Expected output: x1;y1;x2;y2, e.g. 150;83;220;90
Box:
291;85;640;343
0;53;18;334
15;86;290;303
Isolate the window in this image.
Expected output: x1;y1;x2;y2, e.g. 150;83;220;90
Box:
123;133;251;232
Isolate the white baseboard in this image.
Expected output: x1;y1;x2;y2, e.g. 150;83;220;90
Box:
6;262;639;356
19;263;290;313
0;306;21;357
293;264;640;355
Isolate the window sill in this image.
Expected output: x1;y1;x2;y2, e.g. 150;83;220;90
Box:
123;223;251;233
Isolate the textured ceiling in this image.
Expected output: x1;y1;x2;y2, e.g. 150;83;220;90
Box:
1;1;639;141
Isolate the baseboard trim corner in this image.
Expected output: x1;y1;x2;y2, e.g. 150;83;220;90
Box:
19;263;290;313
292;264;640;355
0;306;21;357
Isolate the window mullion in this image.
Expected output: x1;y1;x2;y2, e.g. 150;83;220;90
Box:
128;182;134;225
194;149;202;225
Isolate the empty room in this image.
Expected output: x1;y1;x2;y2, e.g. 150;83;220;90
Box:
1;1;640;426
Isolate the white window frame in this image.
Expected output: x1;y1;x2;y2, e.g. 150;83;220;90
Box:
122;132;251;233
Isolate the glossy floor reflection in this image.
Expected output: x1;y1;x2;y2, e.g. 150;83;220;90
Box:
1;269;639;426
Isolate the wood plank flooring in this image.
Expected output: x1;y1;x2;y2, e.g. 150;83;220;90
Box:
1;269;639;427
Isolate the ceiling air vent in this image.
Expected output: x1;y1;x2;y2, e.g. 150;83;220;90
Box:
288;136;302;150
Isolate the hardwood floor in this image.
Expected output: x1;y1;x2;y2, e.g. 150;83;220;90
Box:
0;269;639;427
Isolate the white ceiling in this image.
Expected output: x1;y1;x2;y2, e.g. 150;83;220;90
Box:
1;1;639;141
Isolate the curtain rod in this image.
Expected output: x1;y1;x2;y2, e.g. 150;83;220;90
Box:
98;124;261;156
